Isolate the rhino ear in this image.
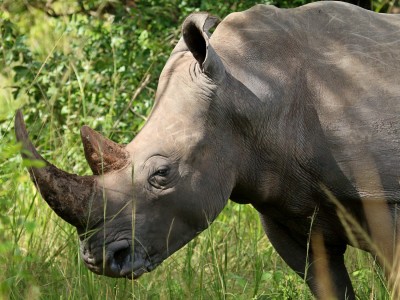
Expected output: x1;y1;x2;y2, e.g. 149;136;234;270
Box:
80;126;130;175
182;13;225;80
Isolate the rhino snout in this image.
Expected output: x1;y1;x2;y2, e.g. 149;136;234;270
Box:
80;240;152;279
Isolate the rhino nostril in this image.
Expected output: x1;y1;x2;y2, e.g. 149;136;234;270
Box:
113;246;131;269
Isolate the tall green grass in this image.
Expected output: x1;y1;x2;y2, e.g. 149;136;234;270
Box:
0;3;393;299
0;163;391;299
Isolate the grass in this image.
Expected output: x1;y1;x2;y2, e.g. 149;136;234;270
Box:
0;162;391;299
1;178;300;299
0;4;394;299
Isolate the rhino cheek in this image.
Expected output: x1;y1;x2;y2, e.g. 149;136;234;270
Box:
131;197;196;261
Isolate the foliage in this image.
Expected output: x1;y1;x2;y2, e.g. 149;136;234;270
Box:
0;0;397;299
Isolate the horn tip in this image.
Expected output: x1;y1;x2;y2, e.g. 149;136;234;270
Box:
14;110;47;163
80;125;97;140
15;109;28;144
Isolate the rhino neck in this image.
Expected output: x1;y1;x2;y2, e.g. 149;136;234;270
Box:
227;72;355;210
219;73;280;205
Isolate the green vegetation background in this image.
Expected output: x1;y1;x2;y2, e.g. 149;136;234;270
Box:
0;0;397;299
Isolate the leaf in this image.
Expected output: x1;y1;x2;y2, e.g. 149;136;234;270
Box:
22;158;46;168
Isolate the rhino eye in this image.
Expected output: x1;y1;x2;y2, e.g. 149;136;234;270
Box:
149;167;170;188
154;168;169;177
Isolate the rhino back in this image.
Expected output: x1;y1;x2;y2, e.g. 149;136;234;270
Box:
211;2;400;200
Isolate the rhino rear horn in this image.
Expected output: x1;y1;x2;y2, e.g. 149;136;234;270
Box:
182;13;225;81
15;110;96;228
80;126;130;175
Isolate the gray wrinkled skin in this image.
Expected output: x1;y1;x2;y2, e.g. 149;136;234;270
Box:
15;2;400;299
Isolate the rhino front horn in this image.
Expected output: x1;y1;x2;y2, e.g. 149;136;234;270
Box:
15;110;96;228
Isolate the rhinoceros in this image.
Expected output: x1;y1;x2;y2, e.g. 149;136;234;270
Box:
15;1;400;299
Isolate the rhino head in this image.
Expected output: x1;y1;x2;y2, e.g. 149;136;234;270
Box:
15;13;245;279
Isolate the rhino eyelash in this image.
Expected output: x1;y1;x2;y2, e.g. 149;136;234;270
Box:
149;165;170;178
153;168;170;177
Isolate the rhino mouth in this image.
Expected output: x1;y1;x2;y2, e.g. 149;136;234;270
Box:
122;255;162;280
80;240;163;279
116;251;163;280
